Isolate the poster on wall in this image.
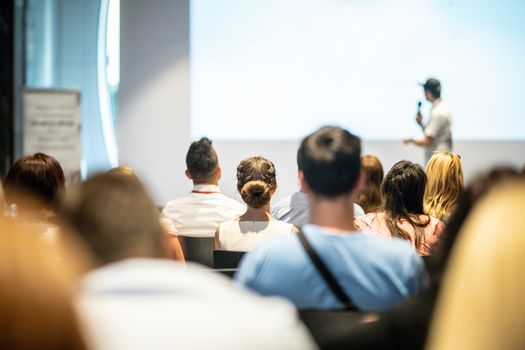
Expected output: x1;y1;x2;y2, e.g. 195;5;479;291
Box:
23;88;82;185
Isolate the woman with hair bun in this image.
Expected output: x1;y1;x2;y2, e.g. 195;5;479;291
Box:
215;156;296;252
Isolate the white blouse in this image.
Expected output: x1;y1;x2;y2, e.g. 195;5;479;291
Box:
218;219;294;252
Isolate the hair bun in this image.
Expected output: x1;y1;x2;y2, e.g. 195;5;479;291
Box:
241;180;271;208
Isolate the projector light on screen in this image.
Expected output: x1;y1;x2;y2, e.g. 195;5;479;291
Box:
190;0;525;141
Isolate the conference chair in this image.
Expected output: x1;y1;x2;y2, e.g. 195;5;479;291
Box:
178;236;215;267
213;250;245;269
299;309;363;348
213;268;238;278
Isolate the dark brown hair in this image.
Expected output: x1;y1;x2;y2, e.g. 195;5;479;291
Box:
297;126;361;197
237;156;276;208
3;153;65;210
382;160;430;251
186;137;219;183
357;155;384;213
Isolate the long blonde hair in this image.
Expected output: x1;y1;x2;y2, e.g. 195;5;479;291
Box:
427;179;525;350
424;152;464;222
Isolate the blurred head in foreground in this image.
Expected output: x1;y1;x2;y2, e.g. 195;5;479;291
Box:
59;172;163;267
428;178;525;350
0;218;86;349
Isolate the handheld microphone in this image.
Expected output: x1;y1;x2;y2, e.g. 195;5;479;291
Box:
417;101;422;113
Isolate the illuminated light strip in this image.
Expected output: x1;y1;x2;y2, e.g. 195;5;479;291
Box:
97;0;119;167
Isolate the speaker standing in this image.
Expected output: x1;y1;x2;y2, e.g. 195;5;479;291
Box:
404;78;452;163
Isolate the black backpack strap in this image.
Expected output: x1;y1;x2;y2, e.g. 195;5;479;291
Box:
297;229;357;310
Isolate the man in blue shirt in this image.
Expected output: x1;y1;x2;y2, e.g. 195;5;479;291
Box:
236;126;427;311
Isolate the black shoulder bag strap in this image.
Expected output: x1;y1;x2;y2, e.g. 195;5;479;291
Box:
297;229;357;310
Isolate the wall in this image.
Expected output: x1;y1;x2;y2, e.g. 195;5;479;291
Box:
24;0;112;175
214;140;525;204
120;0;525;206
119;0;190;204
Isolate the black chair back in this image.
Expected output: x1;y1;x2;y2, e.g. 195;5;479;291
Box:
179;236;215;267
213;268;238;278
299;309;363;348
213;250;245;269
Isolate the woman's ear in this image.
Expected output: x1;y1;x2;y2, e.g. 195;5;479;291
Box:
298;170;310;192
271;184;278;196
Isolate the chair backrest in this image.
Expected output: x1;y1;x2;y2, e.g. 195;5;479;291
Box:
179;236;215;267
213;268;238;278
298;309;363;348
213;250;246;269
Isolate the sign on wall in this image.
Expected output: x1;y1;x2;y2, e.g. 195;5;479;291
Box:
23;88;82;184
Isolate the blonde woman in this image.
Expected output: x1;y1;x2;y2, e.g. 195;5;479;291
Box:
215;156;296;252
427;179;525;350
424;152;463;222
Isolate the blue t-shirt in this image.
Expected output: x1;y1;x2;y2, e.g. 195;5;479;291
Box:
235;224;428;311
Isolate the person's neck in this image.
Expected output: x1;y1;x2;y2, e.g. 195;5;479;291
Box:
240;204;272;221
308;194;356;233
15;207;51;223
193;180;219;187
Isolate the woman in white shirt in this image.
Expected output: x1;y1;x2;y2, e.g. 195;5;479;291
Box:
215;156;297;252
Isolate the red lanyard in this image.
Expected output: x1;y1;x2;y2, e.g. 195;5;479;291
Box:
191;190;220;194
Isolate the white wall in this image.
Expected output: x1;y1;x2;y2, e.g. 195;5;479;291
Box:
120;0;190;204
215;140;525;204
120;0;525;206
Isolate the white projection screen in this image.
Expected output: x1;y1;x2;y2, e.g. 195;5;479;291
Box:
190;0;525;141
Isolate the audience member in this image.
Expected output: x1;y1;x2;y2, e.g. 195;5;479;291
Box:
59;172;316;350
323;166;521;350
271;147;364;227
3;152;64;214
216;156;295;252
354;160;444;255
357;155;384;214
109;166;185;262
2;153;65;243
427;179;525;350
236;126;426;311
162;138;245;237
0;218;87;350
424;152;463;223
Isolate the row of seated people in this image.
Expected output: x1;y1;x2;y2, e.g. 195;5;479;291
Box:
162;136;460;258
1;125;524;349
